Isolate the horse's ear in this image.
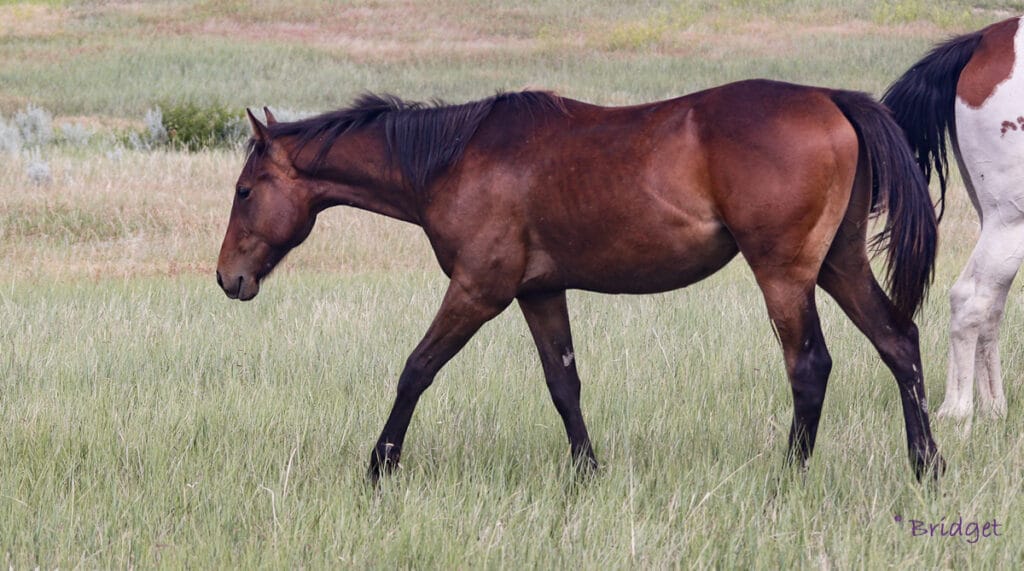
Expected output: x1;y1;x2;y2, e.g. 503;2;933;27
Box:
263;106;278;126
246;108;270;142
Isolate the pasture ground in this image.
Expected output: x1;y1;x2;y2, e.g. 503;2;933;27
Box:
2;1;1023;567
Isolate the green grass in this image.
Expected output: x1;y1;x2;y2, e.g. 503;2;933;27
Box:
3;0;1024;567
2;262;1023;567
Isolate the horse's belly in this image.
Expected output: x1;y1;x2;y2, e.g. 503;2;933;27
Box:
550;221;739;294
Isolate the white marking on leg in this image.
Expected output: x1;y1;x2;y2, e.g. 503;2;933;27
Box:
562;350;575;368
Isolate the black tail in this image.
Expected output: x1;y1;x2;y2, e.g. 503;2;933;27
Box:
881;30;983;220
829;90;938;322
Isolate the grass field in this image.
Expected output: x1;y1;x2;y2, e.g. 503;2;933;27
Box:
3;0;1024;567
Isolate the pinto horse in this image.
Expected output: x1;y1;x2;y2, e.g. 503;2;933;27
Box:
217;80;943;480
884;16;1023;421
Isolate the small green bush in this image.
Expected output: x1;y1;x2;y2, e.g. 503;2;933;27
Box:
160;101;245;151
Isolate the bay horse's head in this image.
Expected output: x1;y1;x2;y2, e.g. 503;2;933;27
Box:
216;109;316;301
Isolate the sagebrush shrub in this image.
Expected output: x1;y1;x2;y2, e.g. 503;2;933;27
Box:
15;104;53;148
0;116;21;153
24;148;52;186
59;122;93;147
144;108;167;145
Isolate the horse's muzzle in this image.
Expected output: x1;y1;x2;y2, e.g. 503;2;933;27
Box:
216;269;259;301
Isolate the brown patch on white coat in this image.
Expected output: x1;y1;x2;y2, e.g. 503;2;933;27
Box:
957;18;1019;108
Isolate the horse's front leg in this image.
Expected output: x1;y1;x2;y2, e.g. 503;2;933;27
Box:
368;278;509;482
517;291;597;472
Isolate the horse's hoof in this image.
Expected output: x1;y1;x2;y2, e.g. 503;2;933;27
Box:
574;455;600;477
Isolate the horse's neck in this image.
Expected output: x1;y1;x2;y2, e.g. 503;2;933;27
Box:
311;174;420;224
304;132;423;225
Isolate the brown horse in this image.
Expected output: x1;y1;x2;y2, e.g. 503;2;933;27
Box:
217;80;943;481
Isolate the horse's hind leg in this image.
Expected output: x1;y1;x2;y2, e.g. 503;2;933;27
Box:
941;258;981;420
517;291;597;471
749;271;832;468
943;223;1024;419
817;234;942;479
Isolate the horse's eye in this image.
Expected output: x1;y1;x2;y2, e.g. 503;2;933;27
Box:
237;186;252;199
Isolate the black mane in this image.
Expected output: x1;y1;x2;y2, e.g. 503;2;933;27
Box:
263;90;567;191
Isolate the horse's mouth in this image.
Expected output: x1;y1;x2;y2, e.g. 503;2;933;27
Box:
237;276;260;301
216;271;260;301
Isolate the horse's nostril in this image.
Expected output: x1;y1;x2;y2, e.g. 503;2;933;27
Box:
216;270;224;288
